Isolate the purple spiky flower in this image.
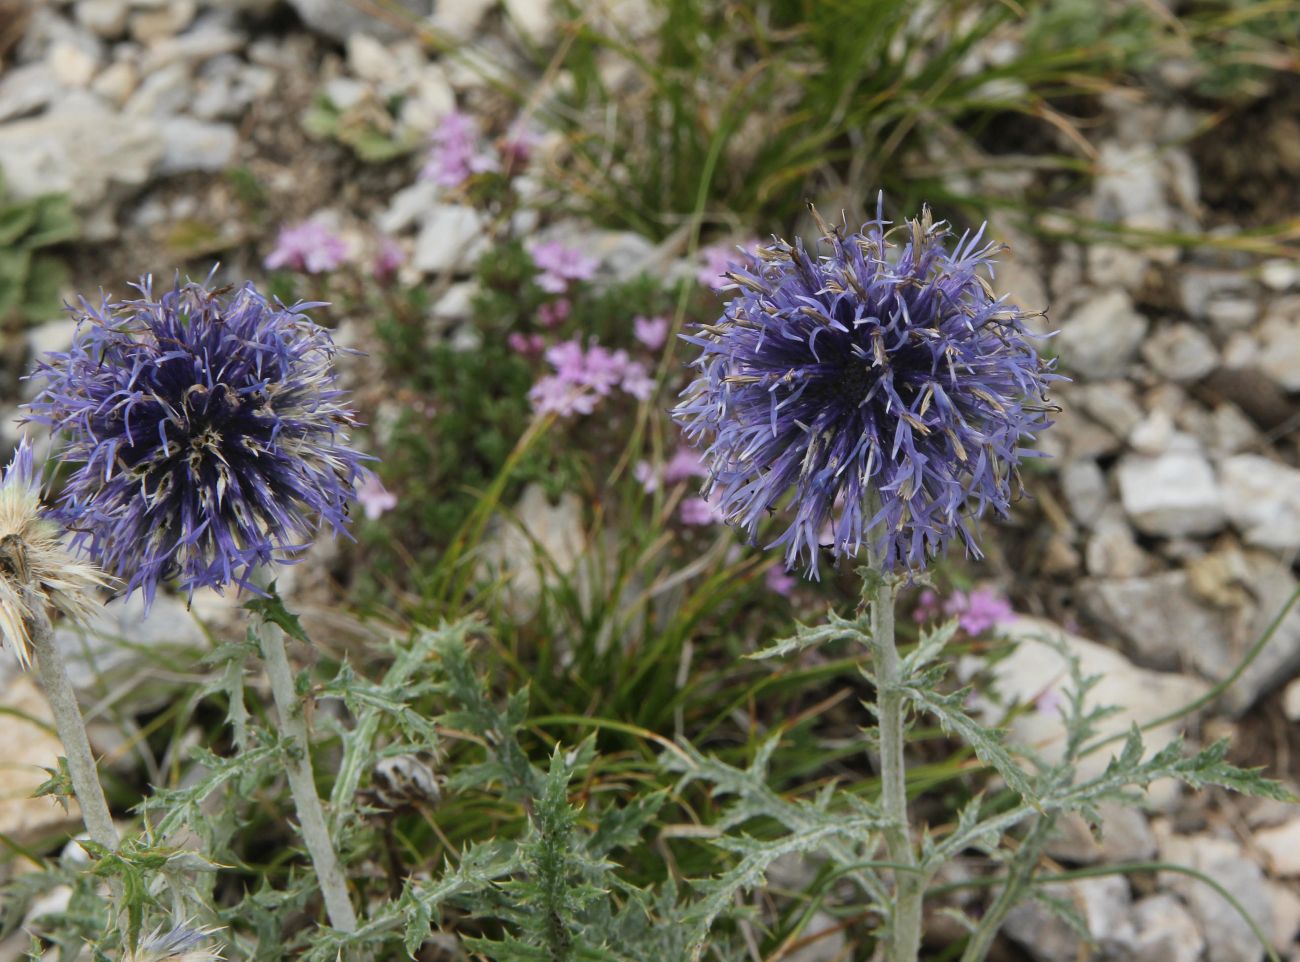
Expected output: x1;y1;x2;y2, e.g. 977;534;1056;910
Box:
25;274;367;606
672;200;1057;577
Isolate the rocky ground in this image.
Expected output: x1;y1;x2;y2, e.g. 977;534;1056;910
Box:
0;1;1299;960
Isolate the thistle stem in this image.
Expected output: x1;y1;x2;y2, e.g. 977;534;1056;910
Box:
868;567;923;962
257;618;358;933
29;603;119;852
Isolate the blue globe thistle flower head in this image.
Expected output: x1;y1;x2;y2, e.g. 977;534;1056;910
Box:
26;274;367;607
672;199;1058;578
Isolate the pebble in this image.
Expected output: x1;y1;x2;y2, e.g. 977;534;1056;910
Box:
1079;570;1235;677
1128;409;1175;455
1116;434;1225;538
1086;509;1150;578
1061;458;1109;526
1125;894;1204;962
1220;455;1300;552
1077;381;1143;439
0;676;81;845
1157;831;1272;962
975;616;1208;808
1260;259;1299;291
1283;677;1300;722
504;0;559;43
75;0;130;38
1141;323;1218;382
0;63;59;123
48;41;99;88
1004;875;1135;962
1255;299;1300;391
412;204;489;273
129;0;198;44
156;116;238;174
1057;289;1149;379
1267;882;1300;953
1254;818;1300;876
90;59;140;105
0;100;162;209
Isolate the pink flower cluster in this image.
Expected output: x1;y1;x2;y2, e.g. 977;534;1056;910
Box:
697;239;759;292
914;586;1015;635
421;110;500;188
529;241;599;294
529;339;654;417
356;471;397;520
634;447;707;493
633;315;669;350
265;220;350;274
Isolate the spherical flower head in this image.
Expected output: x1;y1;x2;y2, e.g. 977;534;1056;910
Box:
673;199;1057;577
26;275;368;607
0;438;109;667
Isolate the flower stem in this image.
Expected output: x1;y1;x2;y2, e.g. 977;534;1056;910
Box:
257;618;358;933
868;568;924;962
29;603;119;852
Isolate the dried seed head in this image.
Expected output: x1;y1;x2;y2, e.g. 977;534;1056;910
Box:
0;438;109;668
124;924;224;962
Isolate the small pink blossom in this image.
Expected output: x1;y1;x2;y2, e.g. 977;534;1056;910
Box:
530;241;599;294
421;110;500;188
765;565;797;596
508;332;545;356
265;220;349;274
537;298;571;329
633;315;670;351
634;460;658;493
619;361;655;401
946;587;1015;635
529;374;598;417
697;240;758;291
356;472;397;520
664;447;707;485
501;121;542;171
373;236;406;283
914;588;942;623
1034;687;1064;717
680;495;725;526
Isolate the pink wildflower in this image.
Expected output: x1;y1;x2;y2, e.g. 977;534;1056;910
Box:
945;587;1015;635
529;240;599;294
508;332;545;356
357;472;397;521
697;240;758;292
501;121;542;171
633;315;670;351
680;495;725;526
634;460;658;493
664;447;707;485
913;588;942;623
619;361;655;401
765;565;797;596
1034;687;1064;717
529;374;597;417
537;298;571;329
421;110;499;188
373;236;406;283
264;220;349;274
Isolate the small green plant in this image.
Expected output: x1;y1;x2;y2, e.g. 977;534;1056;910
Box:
0;173;75;325
303;91;420;163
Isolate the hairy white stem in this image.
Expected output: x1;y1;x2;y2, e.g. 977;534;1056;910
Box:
257;618;358;933
869;566;923;962
29;603;119;852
